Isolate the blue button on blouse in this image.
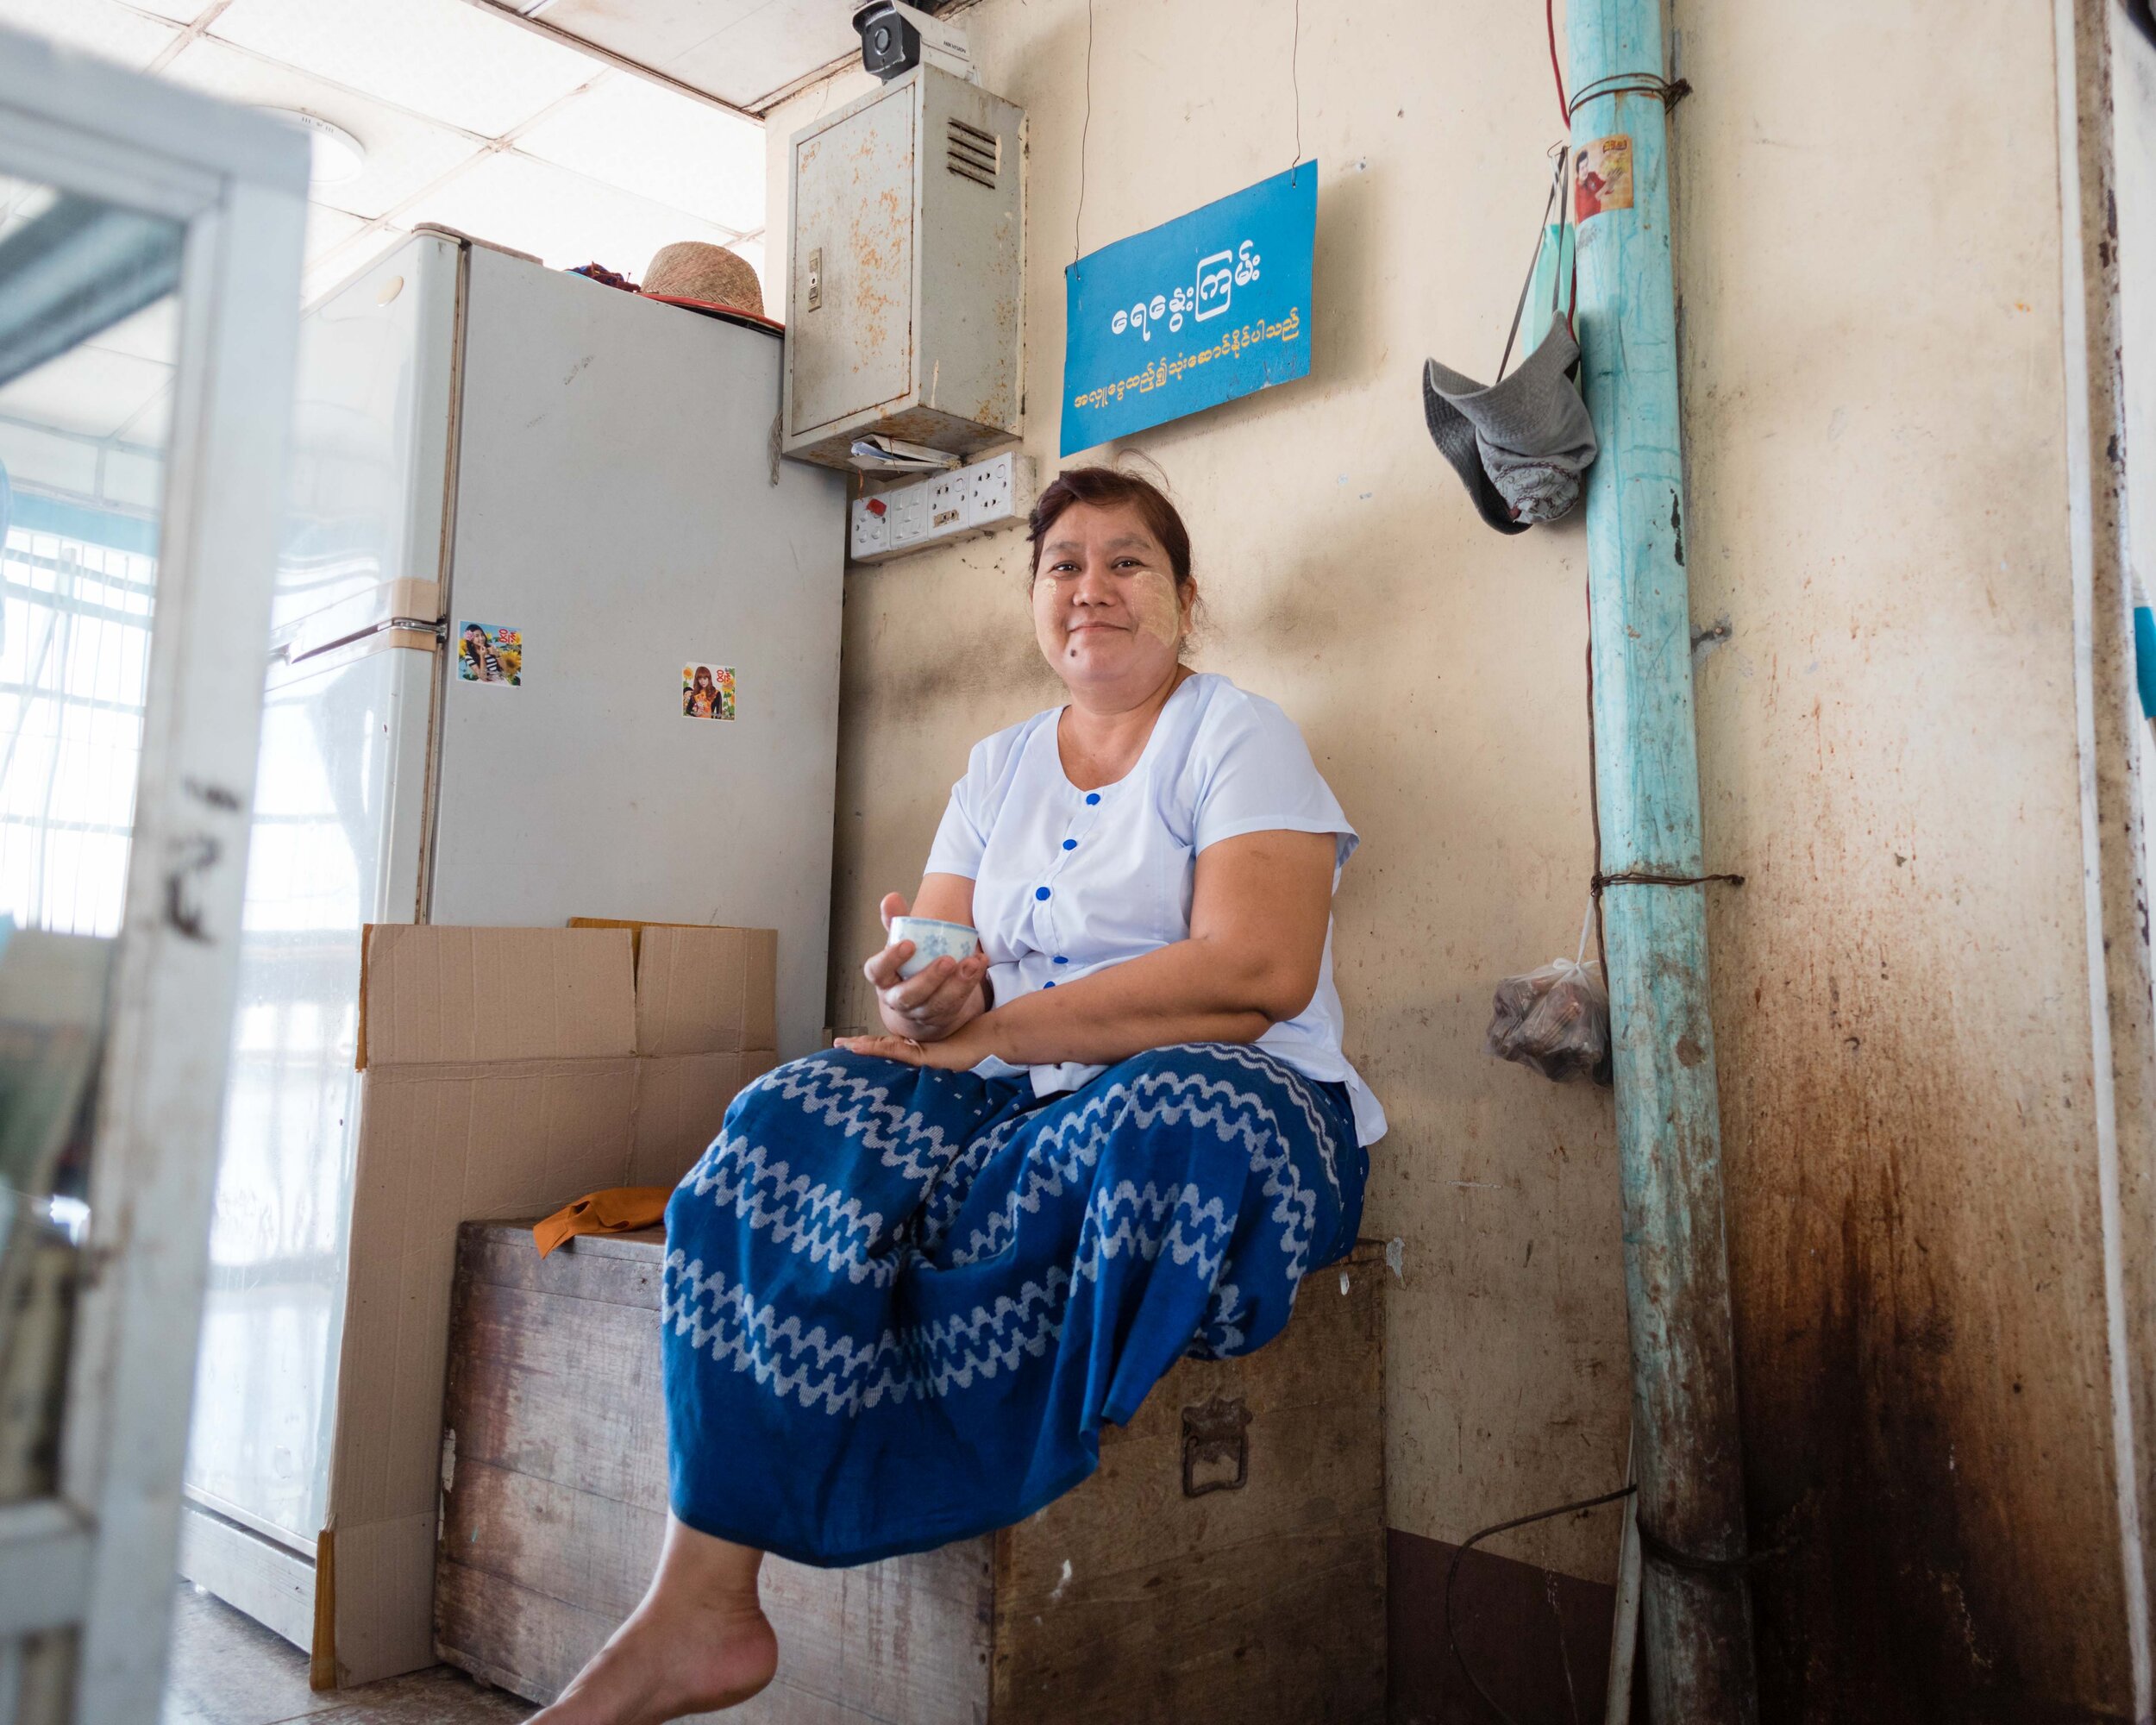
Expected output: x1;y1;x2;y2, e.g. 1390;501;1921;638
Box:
1035;887;1050;900
1062;838;1077;850
1085;793;1100;805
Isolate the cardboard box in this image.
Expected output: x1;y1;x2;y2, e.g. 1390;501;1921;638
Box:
570;919;780;1186
318;921;778;1687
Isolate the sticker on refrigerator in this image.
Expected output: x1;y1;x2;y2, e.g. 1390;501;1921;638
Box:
682;662;736;720
456;622;523;686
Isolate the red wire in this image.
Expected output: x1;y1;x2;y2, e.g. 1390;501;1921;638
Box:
1545;0;1570;125
1547;0;1577;324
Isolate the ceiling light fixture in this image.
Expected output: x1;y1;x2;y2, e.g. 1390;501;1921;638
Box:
266;110;367;185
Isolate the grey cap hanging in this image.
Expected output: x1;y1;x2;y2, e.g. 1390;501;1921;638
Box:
1422;318;1599;533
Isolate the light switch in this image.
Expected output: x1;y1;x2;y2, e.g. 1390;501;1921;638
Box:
806;248;822;311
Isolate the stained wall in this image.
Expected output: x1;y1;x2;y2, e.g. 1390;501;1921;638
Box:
1677;3;2138;1715
762;1;2147;1717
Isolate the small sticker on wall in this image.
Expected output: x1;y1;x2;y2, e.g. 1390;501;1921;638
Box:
682;662;736;720
1574;135;1634;221
456;622;522;686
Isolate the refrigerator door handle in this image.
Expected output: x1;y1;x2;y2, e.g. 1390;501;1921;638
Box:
267;621;442;693
282;576;444;666
284;615;444;669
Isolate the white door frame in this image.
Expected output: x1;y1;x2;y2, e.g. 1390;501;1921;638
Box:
0;26;307;1722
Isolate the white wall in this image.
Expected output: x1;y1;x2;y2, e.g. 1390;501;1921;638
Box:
763;1;2152;1712
766;0;1636;1590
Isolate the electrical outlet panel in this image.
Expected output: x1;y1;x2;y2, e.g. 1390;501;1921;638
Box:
849;452;1036;565
963;451;1023;525
927;474;964;534
849;489;893;559
888;485;930;549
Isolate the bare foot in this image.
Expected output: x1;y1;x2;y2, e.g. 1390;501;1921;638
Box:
531;1596;778;1725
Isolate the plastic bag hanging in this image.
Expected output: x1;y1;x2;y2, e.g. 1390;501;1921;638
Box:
1421;144;1598;533
1486;905;1613;1085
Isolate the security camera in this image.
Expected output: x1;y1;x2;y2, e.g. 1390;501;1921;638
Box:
851;2;975;82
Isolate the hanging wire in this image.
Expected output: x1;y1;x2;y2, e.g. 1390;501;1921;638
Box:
1073;0;1094;262
1536;0;1622;982
1445;1484;1638;1725
1545;1571;1585;1725
1495;143;1569;381
1583;593;1610;981
1288;0;1303;179
1544;0;1569;124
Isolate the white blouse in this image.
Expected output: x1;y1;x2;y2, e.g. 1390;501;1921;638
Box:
925;672;1387;1145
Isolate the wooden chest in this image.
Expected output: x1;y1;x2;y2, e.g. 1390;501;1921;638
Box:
435;1221;1386;1724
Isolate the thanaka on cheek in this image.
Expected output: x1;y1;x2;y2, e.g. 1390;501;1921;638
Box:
1129;573;1184;648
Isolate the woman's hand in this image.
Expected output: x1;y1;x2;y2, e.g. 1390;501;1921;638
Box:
863;892;988;1044
837;1012;999;1071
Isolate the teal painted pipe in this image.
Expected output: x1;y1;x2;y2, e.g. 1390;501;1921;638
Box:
1568;4;1762;1720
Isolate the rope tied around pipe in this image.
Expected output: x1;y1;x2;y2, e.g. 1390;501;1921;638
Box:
1635;1519;1789;1578
1592;869;1745;897
1567;72;1693;121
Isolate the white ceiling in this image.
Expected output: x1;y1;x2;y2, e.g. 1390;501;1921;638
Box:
0;0;799;468
495;0;859;113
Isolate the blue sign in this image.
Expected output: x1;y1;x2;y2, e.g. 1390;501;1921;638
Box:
1062;165;1315;455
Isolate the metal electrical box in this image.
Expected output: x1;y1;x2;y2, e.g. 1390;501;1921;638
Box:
783;65;1024;470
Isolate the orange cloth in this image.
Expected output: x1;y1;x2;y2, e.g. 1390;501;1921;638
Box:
532;1186;673;1258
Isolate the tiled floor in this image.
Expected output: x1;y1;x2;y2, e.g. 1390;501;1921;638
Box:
160;1585;533;1725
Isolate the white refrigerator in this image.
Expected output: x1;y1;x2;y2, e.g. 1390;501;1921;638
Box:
181;229;845;1634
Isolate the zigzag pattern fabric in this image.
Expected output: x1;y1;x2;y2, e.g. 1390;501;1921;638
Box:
662;1042;1365;1567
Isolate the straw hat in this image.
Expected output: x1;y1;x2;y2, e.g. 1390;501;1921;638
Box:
641;242;763;318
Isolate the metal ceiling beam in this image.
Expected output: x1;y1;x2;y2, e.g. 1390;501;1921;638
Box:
0;197;182;393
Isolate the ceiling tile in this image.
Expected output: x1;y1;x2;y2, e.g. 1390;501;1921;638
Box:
399;148;738;281
0;0;180;70
512;72;762;235
302;224;408;306
115;382;173;447
84;296;180;366
126;0;218;22
0;419;97;496
303;201;372;261
536;0;850;110
524;0;757;78
0;343;173;442
664;0;857;110
160;38;486;222
207;0;599;137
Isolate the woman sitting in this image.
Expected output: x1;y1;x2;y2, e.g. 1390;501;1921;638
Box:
537;465;1386;1724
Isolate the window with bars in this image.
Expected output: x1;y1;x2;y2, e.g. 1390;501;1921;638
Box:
0;509;157;938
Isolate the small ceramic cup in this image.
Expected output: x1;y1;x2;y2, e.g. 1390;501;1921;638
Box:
886;915;980;980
